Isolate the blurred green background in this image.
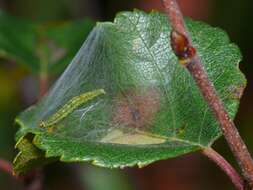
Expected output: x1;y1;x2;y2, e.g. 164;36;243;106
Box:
0;0;252;189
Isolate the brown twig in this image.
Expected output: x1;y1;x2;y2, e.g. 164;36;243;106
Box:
161;0;253;188
202;148;244;190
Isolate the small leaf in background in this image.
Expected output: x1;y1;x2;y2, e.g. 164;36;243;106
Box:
0;11;38;72
0;10;94;74
39;19;94;74
82;165;133;190
13;10;246;174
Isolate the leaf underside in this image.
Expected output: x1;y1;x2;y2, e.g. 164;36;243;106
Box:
14;10;246;174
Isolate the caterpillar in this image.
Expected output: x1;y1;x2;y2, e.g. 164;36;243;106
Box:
39;89;106;128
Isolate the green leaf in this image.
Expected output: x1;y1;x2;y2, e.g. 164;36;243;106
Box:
14;10;246;174
0;11;94;74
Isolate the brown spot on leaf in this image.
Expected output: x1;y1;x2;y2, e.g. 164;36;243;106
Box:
112;87;161;129
229;85;245;100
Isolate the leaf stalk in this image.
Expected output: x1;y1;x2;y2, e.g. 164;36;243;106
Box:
202;148;244;190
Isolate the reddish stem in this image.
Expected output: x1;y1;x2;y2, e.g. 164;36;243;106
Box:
39;73;48;98
0;159;21;182
202;148;244;190
161;0;253;188
0;159;14;176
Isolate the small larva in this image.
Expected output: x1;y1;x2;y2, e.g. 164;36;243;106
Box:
40;89;106;128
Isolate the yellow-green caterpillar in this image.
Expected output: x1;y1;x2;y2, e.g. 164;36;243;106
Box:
40;89;105;128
